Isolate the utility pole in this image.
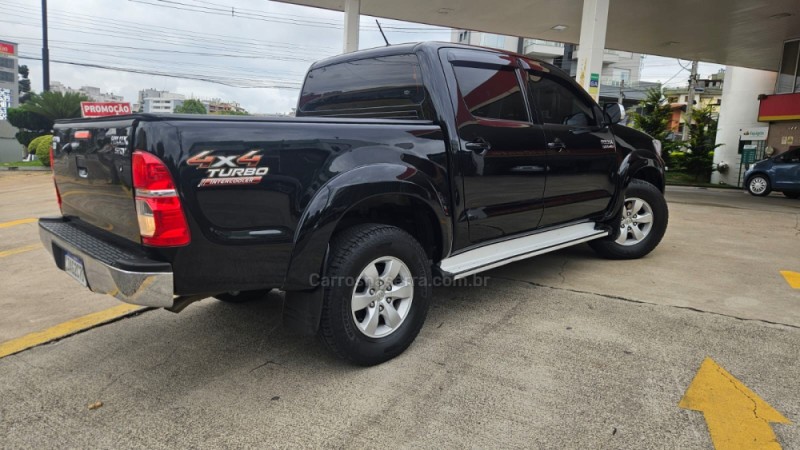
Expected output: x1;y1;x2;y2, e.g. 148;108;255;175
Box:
41;0;50;91
617;79;625;104
682;60;698;141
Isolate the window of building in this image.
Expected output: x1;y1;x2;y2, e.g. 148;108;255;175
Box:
298;54;431;120
452;64;527;122
480;34;505;49
527;71;596;126
611;68;631;86
777;39;799;94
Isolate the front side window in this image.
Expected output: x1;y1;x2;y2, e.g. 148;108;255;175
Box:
452;64;528;122
527;71;596;127
780;148;800;163
298;54;429;119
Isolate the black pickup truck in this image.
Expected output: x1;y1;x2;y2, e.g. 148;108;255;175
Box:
40;42;667;365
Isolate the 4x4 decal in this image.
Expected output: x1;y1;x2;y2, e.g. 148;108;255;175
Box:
187;150;269;187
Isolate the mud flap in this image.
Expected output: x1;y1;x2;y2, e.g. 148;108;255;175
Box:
282;287;325;336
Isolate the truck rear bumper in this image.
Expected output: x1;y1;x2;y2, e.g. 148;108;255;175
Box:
38;217;175;308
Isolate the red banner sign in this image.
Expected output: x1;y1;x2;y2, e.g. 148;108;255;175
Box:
0;42;15;55
80;102;132;117
758;93;800;122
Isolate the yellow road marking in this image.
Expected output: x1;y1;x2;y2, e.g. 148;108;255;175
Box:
0;218;36;228
0;244;40;258
780;271;800;289
679;357;790;450
0;304;144;359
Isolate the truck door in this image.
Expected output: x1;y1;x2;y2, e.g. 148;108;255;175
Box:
440;48;549;244
524;65;618;228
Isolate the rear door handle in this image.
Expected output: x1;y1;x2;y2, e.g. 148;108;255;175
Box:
464;139;491;153
547;139;566;151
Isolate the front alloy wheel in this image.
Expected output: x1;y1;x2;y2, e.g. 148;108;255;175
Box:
589;179;668;260
616;197;655;246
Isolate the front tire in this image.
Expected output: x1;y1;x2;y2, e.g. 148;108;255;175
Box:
589;179;668;260
747;175;771;196
319;224;431;366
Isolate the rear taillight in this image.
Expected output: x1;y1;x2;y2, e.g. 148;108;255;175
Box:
50;145;62;212
132;150;190;247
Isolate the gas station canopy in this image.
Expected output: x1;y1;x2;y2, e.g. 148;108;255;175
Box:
276;0;800;71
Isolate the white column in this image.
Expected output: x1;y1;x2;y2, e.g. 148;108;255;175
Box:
711;66;776;186
575;0;609;102
343;0;360;53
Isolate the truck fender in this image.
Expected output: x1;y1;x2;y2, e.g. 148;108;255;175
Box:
602;149;665;222
281;163;450;334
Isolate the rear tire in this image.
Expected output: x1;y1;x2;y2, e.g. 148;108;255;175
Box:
589;179;668;260
319;224;431;366
214;289;270;303
747;175;771;196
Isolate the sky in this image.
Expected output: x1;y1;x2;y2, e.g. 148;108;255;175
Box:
2;0;724;114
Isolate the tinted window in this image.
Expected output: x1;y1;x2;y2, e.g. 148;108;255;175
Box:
452;64;528;122
527;71;596;127
297;54;430;119
781;148;800;163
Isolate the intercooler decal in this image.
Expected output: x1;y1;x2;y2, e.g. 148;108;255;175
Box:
187;150;269;187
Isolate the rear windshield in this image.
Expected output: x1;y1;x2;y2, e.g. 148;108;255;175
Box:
297;54;432;120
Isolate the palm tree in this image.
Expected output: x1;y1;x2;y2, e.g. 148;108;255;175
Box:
22;91;88;121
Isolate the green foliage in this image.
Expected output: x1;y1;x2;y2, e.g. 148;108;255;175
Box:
174;99;207;114
629;88;680;166
683;106;722;182
212;110;248;115
29;135;54;166
22;91;88;121
18;65;31;104
669;151;686;170
7;108;53;148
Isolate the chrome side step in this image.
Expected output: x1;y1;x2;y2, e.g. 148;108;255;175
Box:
439;222;608;279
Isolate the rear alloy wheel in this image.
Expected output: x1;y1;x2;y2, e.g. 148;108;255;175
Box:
319;224;431;366
747;175;771;197
589;179;668;260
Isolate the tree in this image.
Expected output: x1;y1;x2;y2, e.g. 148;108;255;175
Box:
174;99;207;114
683;106;722;182
22;91;88;122
6;108;52;150
18;65;31;104
629;88;679;167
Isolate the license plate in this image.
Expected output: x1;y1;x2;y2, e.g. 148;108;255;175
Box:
64;252;88;287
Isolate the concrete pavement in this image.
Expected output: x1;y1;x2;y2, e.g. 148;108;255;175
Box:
0;172;798;448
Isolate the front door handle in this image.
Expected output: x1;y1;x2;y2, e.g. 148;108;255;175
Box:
547;139;566;151
465;139;491;153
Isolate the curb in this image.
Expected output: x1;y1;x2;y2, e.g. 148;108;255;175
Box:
0;166;49;172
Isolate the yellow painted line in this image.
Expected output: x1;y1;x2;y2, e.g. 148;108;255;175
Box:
0;243;40;258
0;304;144;359
679;357;790;450
780;271;800;289
0;218;36;228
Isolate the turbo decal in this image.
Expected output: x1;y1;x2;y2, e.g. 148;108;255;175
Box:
187;150;268;187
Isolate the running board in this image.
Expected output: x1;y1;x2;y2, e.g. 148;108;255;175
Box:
439;222;608;279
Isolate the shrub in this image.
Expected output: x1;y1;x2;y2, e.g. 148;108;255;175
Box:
30;135;53;166
669;151;686;170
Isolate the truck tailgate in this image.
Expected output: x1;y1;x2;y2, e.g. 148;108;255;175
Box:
53;118;140;243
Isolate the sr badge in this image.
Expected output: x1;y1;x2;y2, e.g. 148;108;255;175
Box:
187;150;269;187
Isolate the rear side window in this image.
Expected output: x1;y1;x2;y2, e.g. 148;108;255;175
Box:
527;71;596;127
297;54;431;120
452;65;528;122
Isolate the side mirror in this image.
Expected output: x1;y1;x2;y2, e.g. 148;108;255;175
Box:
603;103;626;125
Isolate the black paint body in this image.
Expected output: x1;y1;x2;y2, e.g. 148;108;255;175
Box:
51;42;663;298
